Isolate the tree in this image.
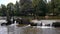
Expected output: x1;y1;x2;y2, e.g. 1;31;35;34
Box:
32;0;48;16
15;1;20;16
0;7;3;16
7;3;15;24
20;0;32;16
7;3;15;17
51;0;60;16
1;4;7;16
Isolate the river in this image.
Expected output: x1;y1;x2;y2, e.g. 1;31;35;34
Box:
7;26;60;34
0;20;60;34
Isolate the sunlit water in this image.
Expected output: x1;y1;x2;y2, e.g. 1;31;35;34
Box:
0;26;7;34
0;20;60;34
0;25;60;34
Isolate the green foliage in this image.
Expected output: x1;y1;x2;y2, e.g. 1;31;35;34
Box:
32;0;48;16
0;0;60;16
14;1;20;16
1;4;7;16
20;0;33;16
50;0;60;16
7;3;14;16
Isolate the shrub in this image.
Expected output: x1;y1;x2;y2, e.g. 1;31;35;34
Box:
52;22;60;27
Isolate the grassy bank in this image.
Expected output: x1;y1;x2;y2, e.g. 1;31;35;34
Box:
19;16;60;20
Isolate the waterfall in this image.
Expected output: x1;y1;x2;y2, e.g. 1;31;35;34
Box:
42;23;45;26
14;20;17;34
14;21;17;27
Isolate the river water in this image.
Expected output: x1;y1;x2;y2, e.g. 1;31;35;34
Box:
0;26;60;34
7;26;60;34
0;20;60;34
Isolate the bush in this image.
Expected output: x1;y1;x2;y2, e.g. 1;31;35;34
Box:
16;18;31;24
45;24;50;26
52;22;60;27
30;23;37;26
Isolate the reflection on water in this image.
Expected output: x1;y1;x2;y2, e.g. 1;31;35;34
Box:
0;20;60;34
0;24;60;34
20;26;60;34
8;26;60;34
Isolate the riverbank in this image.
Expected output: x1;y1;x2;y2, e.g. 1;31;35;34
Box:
16;16;60;20
0;16;60;20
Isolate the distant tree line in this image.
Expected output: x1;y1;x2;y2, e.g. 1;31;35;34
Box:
0;0;60;16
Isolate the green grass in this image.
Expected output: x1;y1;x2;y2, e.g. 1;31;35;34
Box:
19;16;60;20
